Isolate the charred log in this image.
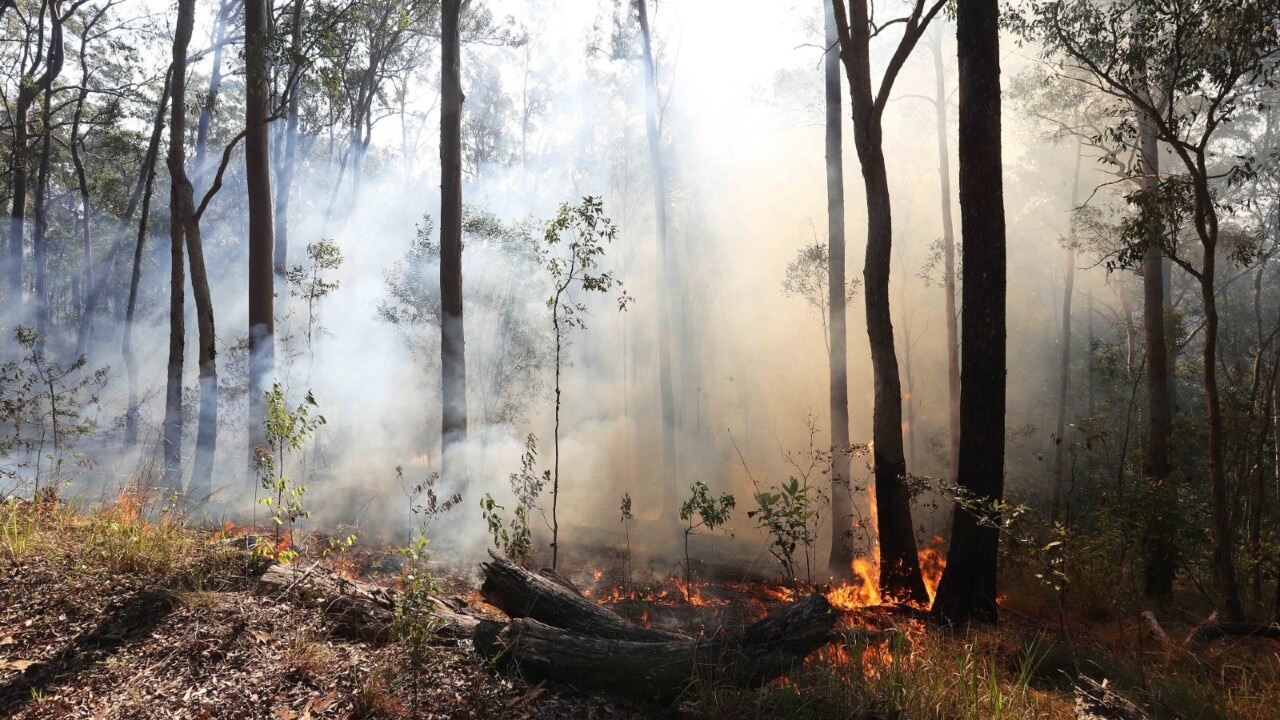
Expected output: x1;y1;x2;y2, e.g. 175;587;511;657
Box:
480;551;686;642
475;591;840;701
1185;614;1280;649
1075;676;1150;720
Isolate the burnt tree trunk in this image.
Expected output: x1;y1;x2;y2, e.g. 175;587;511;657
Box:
247;0;276;468
932;0;1008;625
440;0;469;490
824;0;855;580
831;0;937;604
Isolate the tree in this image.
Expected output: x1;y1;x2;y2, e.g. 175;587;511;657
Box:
931;0;1008;625
247;0;276;469
823;0;855;579
440;0;469;491
1024;0;1280;623
830;0;945;603
636;0;679;522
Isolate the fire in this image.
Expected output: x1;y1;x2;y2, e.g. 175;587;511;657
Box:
918;535;947;605
673;577;712;607
827;557;882;610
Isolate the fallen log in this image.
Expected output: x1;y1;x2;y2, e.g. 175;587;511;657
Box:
475;590;840;701
1074;676;1150;720
480;551;686;642
1185;614;1280;649
256;562;481;641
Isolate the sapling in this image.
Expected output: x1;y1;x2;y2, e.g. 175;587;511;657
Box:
254;382;325;561
540;197;631;569
620;492;634;593
679;480;735;601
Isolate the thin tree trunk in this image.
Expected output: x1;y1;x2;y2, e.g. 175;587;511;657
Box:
836;0;927;604
439;0;469;490
824;0;855;579
931;29;961;485
1140;101;1175;597
32;87;54;339
274;0;304;293
123;73;171;449
163;0;197;493
247;0;276;469
7;95;30;335
194;0;233;194
932;0;1007;625
1051;138;1082;526
637;0;678;520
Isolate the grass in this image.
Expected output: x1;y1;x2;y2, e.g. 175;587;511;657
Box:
3;493;1279;719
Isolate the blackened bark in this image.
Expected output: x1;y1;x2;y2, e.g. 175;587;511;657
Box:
247;0;276;468
32;85;53;339
831;0;930;604
932;0;1007;625
637;0;678;519
824;0;854;579
440;0;469;489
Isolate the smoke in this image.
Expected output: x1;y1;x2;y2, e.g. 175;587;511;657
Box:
1;0;1127;573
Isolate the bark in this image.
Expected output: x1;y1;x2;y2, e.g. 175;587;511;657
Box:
123;73;171;449
480;552;686;642
637;0;678;520
1184;614;1280;649
163;0;196;493
32;83;54;338
931;0;1007;625
824;0;855;579
474;592;839;702
831;0;937;604
1138;101;1175;598
1051;139;1082;526
247;0;276;469
274;0;304;291
193;0;234;194
931;29;961;485
440;0;468;489
1075;676;1151;720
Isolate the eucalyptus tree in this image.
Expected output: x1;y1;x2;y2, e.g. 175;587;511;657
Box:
830;0;945;604
1021;0;1280;623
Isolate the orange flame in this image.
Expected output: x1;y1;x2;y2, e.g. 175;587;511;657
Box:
918;535;947;605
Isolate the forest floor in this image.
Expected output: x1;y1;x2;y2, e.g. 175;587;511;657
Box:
1;492;1278;719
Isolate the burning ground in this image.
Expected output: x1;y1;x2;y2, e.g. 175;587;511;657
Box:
2;495;1279;719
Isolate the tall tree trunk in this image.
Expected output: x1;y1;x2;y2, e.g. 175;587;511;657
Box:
839;0;927;604
932;0;1007;625
1139;103;1175;598
7;95;30;336
440;0;469;490
1050;139;1082;526
247;0;276;469
70;84;93;349
824;0;855;579
163;0;197;493
32;87;54;339
637;0;678;520
931;29;961;485
274;0;304;294
194;0;233;194
123;73;171;449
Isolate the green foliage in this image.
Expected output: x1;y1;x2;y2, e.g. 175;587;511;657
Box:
479;433;544;565
679;481;735;600
781;238;859;334
255;383;326;562
541;196;632;326
0;326;107;493
749;476;819;584
287;238;344;346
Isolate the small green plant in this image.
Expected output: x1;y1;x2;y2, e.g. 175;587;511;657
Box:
679;480;735;601
255;382;326;562
749;475;819;586
620;492;634;594
480;432;545;565
395;533;443;718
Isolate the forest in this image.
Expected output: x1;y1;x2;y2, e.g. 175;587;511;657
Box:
1;0;1280;717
